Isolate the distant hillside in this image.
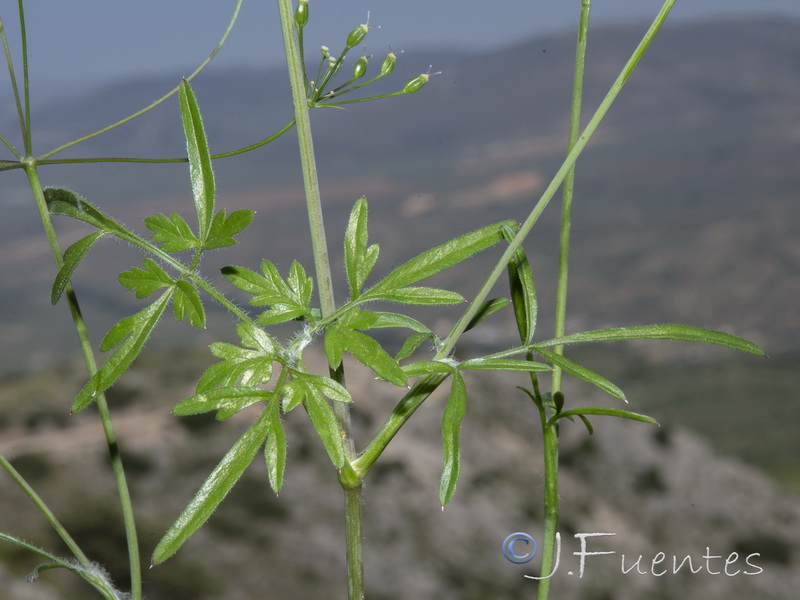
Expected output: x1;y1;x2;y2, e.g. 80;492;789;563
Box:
1;16;798;375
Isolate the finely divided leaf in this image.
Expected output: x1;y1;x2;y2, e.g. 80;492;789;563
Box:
173;281;205;328
118;259;175;299
51;231;107;304
73;289;173;412
536;348;626;401
294;372;353;404
395;332;438;361
344;197;371;298
173;386;272;418
222;261;313;323
338;328;407;386
535;324;766;356
365;221;514;297
237;322;278;356
440;371;467;507
302;383;346;468
196;338;274;392
179;79;215;240
143;213;200;252
152;410;270;565
203;209;254;250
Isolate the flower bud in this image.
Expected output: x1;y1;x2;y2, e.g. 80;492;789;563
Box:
346;23;368;49
553;391;565;414
380;52;396;76
353;56;368;80
294;0;309;28
403;74;429;94
403;67;439;93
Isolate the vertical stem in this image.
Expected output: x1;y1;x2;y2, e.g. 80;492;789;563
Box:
23;164;142;600
536;419;560;600
552;0;591;394
276;0;335;317
276;2;363;598
539;5;591;599
16;0;32;155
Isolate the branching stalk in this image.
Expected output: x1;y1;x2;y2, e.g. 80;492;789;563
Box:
37;0;243;160
23;165;143;600
276;1;363;598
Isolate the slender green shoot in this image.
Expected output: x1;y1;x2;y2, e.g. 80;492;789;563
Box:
0;16;24;157
37;0;243;160
552;0;591;394
0;454;92;568
276;2;362;597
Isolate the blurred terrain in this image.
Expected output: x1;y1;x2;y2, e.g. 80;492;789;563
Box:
0;15;799;599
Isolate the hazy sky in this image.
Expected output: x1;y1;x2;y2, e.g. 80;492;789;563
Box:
4;0;800;94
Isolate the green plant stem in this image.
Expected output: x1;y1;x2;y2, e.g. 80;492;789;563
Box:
0;120;297;172
443;0;674;358
23;164;142;600
0;532;120;600
36;0;243;161
277;0;336;319
552;0;591;394
537;416;560;598
276;1;362;598
537;7;591;598
354;0;675;479
0;454;92;567
16;0;31;155
0;16;24;157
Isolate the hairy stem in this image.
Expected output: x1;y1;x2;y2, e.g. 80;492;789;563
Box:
276;1;362;597
24;164;142;600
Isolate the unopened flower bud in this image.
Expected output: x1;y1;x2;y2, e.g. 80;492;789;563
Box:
294;0;309;28
403;67;439;93
403;74;427;94
346;23;368;49
380;52;396;76
353;55;369;79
